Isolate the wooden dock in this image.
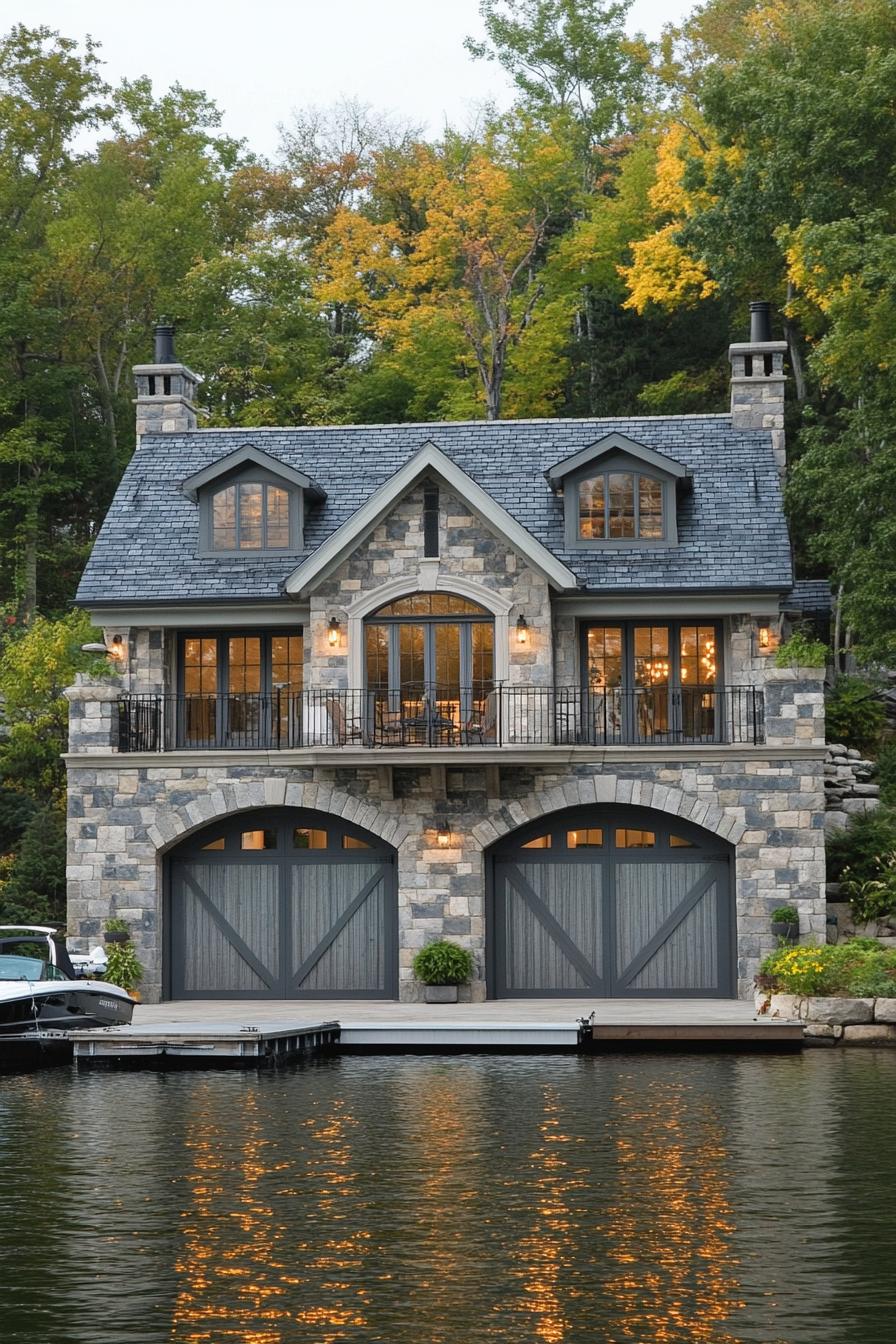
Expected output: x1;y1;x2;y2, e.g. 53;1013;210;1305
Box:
60;998;803;1063
583;1021;804;1051
70;1019;340;1067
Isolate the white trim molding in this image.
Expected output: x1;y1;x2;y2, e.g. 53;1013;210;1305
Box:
283;440;578;597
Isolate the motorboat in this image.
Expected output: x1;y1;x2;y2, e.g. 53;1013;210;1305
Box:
0;926;135;1034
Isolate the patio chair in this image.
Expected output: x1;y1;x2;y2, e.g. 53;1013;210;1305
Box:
325;697;364;746
374;699;405;746
463;693;497;744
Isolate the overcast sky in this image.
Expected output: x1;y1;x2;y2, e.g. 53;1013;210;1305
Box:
7;0;693;157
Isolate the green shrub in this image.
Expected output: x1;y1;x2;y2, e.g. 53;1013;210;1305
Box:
771;905;799;923
412;940;473;986
758;940;896;997
827;807;896;883
825;675;886;753
773;631;828;668
104;940;144;993
876;741;896;807
841;850;896;924
104;917;129;934
0;803;66;925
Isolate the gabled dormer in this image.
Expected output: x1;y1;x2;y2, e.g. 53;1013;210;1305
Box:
181;445;326;556
545;432;691;549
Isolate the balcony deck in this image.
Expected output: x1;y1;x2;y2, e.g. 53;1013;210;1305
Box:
116;685;765;754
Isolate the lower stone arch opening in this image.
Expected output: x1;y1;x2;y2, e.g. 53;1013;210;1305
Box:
164;807;398;1000
486;803;735;999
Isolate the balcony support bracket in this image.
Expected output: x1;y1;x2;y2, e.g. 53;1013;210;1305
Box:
377;765;394;800
485;765;501;800
430;764;447;800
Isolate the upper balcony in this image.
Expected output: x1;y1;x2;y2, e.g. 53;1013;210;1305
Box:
115;684;766;754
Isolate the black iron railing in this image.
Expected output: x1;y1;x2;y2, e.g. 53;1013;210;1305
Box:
116;685;765;752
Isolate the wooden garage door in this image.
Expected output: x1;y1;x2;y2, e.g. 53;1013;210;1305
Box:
489;807;733;998
167;809;397;999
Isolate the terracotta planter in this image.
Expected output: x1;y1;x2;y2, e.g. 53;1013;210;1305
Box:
423;985;459;1004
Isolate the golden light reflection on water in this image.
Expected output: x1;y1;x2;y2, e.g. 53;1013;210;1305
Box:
170;1086;372;1343
165;1063;748;1344
601;1079;744;1343
509;1087;583;1343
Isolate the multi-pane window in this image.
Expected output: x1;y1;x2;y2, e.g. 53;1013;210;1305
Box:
364;593;495;740
211;482;292;550
584;622;720;743
180;631;303;747
578;472;665;540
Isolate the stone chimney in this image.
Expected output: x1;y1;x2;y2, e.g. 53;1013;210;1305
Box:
133;319;200;441
728;301;787;477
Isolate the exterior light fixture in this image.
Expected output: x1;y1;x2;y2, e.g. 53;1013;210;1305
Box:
516;614;529;645
436;826;450;847
758;626;771;650
81;638;126;663
327;618;340;648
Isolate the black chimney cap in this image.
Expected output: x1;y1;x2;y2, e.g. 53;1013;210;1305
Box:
153;319;176;364
749;301;773;344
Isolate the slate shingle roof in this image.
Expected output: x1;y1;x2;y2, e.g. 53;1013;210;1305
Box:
783;579;832;614
76;414;793;604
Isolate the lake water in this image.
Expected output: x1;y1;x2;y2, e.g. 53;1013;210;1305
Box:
1;1050;893;1343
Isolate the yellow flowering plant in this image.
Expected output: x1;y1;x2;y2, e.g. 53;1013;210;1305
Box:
759;940;896;998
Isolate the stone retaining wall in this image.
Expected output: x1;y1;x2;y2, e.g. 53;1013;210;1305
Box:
758;991;896;1044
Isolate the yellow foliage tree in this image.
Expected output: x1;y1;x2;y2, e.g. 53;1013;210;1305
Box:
316;137;558;419
619;116;734;313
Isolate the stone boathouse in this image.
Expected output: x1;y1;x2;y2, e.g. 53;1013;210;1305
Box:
65;306;825;1003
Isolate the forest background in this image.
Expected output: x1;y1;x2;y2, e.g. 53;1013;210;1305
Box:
0;0;894;923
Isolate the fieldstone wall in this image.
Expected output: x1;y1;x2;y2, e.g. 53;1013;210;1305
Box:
65;668;825;1004
308;482;554;691
824;743;880;835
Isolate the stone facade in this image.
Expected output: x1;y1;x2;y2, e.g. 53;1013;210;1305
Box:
65;664;826;1004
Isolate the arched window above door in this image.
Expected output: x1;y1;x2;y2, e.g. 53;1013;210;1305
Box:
364;590;495;744
370;594;489;618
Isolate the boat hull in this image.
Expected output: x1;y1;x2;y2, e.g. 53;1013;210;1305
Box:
0;983;134;1035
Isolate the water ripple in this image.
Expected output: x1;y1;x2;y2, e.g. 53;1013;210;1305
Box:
0;1051;894;1343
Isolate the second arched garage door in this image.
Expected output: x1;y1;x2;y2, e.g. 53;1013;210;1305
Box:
167;808;397;999
488;806;734;998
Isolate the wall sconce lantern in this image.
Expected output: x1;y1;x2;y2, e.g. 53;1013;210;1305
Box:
327;617;340;648
516;614;529;646
436;826;451;848
81;635;127;664
755;623;779;656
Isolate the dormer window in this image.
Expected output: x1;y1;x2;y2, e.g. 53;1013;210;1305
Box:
547;433;687;550
211;481;292;551
182;444;326;558
578;472;665;541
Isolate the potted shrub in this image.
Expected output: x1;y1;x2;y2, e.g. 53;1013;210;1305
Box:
104;917;131;945
412;940;473;1003
771;905;800;944
103;939;144;999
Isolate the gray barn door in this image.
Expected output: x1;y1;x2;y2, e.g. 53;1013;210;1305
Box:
490;807;732;998
167;809;397;999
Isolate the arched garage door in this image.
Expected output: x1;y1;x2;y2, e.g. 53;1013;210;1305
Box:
488;806;733;998
166;808;397;999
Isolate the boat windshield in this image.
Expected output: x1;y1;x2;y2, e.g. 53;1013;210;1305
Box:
0;954;48;981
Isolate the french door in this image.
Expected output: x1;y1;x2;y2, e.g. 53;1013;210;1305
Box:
365;595;494;739
179;631;304;748
583;622;721;744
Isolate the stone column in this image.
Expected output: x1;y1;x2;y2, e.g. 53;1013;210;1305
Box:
64;673;123;753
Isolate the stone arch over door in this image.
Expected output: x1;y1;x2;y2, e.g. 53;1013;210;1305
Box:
164;806;398;1000
486;803;735;999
